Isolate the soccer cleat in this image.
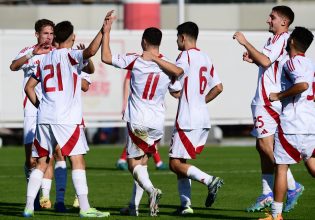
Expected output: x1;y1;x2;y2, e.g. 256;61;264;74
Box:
283;182;304;212
73;196;80;208
22;208;34;218
116;161;128;171
156;163;168;170
79;207;110;218
258;212;283;220
246;192;273;212
120;205;139;216
54;202;67;213
40;197;52;209
205;176;224;207
173;206;194;215
149;188;162;216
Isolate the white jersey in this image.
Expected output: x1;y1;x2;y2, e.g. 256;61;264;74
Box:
112;53;181;131
251;32;289;109
279;55;315;134
175;48;221;129
14;45;48;116
34;48;84;124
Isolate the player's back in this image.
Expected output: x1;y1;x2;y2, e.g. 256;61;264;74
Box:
176;48;221;129
37;48;83;125
124;56;176;130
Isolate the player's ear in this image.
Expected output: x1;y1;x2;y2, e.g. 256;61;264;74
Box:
281;17;287;27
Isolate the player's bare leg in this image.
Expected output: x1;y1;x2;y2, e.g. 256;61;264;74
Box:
305;157;315;177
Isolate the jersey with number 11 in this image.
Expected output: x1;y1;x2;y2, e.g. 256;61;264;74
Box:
34;48;84;125
112;53;181;131
175;48;221;129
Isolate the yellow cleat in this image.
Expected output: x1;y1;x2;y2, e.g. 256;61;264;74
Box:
73;196;80;208
40;196;52;209
259;213;283;220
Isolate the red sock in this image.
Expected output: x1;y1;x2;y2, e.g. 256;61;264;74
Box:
120;147;127;160
153;151;162;164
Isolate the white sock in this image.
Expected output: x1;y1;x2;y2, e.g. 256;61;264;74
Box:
26;169;44;210
287;168;296;190
41;178;52;199
178;178;191;208
133;165;154;194
186;166;212;185
129;180;144;209
72;169;90;211
271;201;283;219
262;174;273;195
55;161;67;203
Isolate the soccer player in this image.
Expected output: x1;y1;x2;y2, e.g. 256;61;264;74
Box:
233;6;304;212
142;21;224;215
258;27;314;220
23;12;114;217
10;19;55;210
101;14;181;216
116;70;168;171
39;44;95;212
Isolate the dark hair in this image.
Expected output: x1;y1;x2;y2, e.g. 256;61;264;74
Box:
290;26;314;52
272;5;294;26
54;21;74;43
142;27;162;46
34;19;54;33
177;21;199;40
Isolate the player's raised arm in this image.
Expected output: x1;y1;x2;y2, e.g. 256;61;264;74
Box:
77;43;95;74
83;10;114;61
233;31;271;68
101;10;115;65
142;51;184;77
24;75;40;108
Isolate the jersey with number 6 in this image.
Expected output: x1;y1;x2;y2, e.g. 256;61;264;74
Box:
112;53;181;131
33;48;84;125
175;48;221;129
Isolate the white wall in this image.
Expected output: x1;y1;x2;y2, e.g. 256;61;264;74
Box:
1;30;315;128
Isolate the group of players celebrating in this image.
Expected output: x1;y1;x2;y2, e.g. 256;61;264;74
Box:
10;5;315;220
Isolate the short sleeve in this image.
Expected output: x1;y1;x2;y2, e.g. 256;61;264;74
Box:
168;77;182;92
69;49;84;68
262;34;287;63
208;62;222;90
112;53;139;70
284;58;306;84
80;72;91;84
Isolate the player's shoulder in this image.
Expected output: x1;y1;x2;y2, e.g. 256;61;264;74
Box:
271;32;289;44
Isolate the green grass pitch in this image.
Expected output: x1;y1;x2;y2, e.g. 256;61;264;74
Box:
0;145;314;219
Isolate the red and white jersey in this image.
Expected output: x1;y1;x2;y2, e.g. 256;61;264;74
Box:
112;53;181;131
251;32;289;109
175;48;221;129
34;48;84;125
14;45;49;116
280;55;315;134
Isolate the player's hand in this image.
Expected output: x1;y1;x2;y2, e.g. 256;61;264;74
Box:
33;41;52;55
142;51;155;61
269;92;279;102
243;51;254;63
103;10;116;33
233;31;248;46
77;43;86;50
